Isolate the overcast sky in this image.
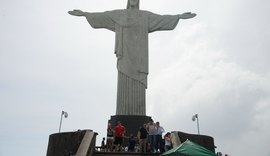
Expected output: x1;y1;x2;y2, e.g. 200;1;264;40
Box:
1;0;270;155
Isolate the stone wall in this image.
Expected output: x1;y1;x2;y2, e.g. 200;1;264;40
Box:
46;130;97;156
175;131;215;152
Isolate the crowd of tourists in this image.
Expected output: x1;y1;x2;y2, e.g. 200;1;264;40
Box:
100;119;173;153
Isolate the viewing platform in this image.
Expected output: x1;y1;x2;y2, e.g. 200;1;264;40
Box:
46;129;215;156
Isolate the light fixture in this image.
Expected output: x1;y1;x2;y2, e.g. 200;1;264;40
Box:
59;111;68;133
192;114;200;135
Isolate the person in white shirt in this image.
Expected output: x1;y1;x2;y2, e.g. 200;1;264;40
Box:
146;119;157;153
156;122;165;152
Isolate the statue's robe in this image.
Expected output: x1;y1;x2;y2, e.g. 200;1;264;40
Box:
84;9;180;115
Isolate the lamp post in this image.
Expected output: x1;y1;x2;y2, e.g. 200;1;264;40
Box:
192;114;200;135
59;111;68;133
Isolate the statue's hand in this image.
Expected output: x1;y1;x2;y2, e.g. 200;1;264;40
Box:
68;9;85;16
179;12;196;19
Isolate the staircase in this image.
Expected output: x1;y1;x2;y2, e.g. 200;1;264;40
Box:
94;151;161;156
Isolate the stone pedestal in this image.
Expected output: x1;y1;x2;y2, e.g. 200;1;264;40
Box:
46;130;97;156
109;115;152;145
175;131;216;152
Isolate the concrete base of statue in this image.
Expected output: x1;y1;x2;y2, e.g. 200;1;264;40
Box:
108;115;152;145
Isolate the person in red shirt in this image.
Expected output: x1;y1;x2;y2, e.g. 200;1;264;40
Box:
114;121;126;150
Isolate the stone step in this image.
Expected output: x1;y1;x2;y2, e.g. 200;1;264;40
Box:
94;151;160;156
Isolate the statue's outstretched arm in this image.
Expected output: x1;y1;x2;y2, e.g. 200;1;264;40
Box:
68;9;85;16
178;12;196;19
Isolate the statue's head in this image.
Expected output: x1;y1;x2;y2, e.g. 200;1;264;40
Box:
127;0;140;9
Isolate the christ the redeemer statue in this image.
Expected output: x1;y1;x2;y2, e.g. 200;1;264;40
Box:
69;0;196;116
